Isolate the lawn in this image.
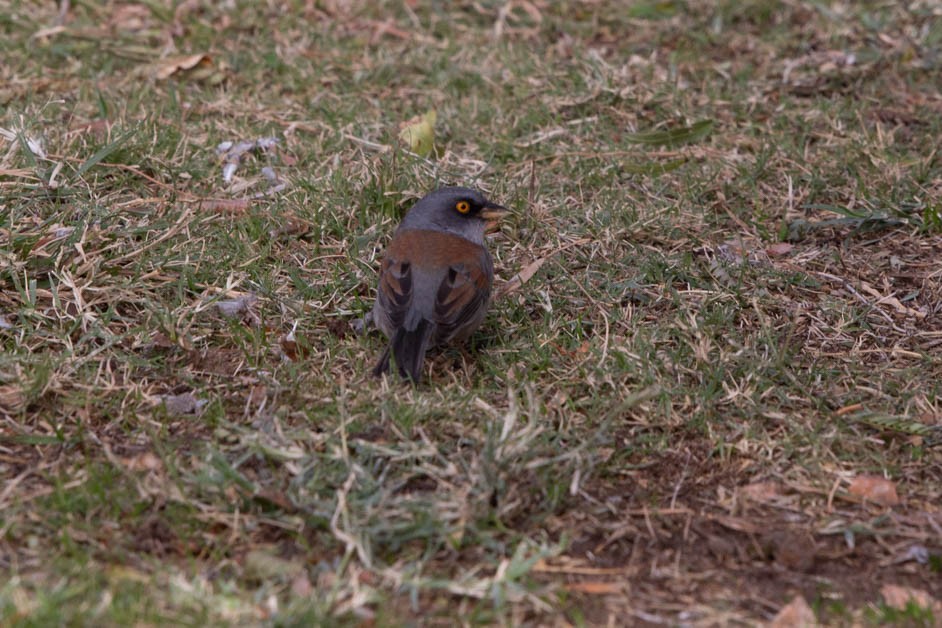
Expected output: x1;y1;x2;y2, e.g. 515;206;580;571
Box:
1;0;941;624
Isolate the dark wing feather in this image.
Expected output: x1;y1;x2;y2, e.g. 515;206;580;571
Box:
433;259;491;341
377;257;413;330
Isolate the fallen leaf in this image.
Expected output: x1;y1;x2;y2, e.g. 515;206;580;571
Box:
495;256;546;298
279;322;312;361
880;584;941;615
248;384;267;406
398;109;436;157
150;331;176;349
763;528;817;572
0;314;13;330
770;595;818;627
197;198;252;214
123;451;163;472
766;242;794;257
0;384;27;413
153;54;213;80
859;281;927;319
252;489;295;511
268;213;311;239
739;481;784;503
834;403;863;416
109;4;152;32
562;581;623;594
848;475;900;506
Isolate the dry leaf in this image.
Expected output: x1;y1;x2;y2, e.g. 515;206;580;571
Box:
279;332;311;362
123;451;163;472
766;242;794;257
154;54;213;80
496;256;546;298
739;481;784;503
109;4;152;32
770;595;818;627
848;475;899;506
0;384;27;413
880;584;941;615
248;384;267;406
150;331;176;349
269;213;311;239
763;529;817;572
398;109;436;157
562;581;623;594
197;198;252;214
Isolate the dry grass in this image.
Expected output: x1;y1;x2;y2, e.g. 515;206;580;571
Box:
2;0;941;625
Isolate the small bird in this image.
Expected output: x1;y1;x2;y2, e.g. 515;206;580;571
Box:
370;187;507;381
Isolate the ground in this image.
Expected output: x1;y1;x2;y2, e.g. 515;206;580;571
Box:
1;0;941;625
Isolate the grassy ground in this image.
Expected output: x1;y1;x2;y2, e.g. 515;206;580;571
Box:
2;0;941;624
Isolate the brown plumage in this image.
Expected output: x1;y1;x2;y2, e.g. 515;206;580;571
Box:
370;187;507;381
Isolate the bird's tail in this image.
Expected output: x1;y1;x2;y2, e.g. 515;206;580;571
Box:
372;319;435;382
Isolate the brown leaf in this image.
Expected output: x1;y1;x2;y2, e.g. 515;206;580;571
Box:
763;528;817;572
0;384;27;414
770;595;818;627
710;514;761;534
109;4;152;32
150;331;176;349
766;242;794;257
252;488;295;512
848;475;900;506
269;214;311;239
154;54;213;80
495;256;546;299
123;451;163;472
280;332;312;361
562;581;623;594
739;481;784;503
880;584;941;615
197;198;252;214
248;384;267;405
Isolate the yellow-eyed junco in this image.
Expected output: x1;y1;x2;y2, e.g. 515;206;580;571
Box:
370;187;507;381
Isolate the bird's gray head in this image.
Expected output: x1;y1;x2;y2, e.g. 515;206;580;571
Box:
398;186;507;245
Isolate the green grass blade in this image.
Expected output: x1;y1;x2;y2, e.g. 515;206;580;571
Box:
74;129;136;178
624;119;714;146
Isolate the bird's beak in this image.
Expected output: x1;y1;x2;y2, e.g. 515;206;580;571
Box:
481;204;508;233
480;203;510;224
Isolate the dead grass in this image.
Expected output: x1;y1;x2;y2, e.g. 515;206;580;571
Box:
2;0;941;625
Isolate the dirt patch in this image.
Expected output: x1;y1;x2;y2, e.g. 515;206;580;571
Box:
540;441;942;622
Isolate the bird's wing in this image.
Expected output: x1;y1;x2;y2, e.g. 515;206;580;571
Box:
380;229;492;342
376;253;413;331
433;251;492;342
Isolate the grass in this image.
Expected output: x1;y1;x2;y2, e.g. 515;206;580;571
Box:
2;0;941;624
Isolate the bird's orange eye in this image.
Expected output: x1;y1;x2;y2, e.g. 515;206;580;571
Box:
455;201;471;214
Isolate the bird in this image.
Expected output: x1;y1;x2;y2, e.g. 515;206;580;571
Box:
369;186;507;381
